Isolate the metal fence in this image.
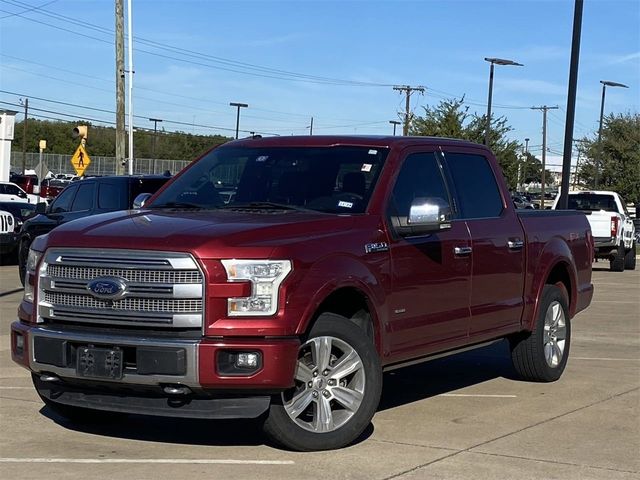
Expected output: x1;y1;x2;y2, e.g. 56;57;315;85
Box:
10;152;191;176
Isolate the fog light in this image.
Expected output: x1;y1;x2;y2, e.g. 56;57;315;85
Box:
236;352;259;368
15;333;24;355
216;350;262;376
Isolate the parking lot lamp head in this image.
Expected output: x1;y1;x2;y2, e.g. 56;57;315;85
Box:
595;80;629;188
483;57;523;147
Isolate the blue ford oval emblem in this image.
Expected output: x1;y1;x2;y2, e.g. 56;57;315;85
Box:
87;277;127;300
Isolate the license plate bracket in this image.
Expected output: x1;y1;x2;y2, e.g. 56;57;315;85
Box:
76;346;123;379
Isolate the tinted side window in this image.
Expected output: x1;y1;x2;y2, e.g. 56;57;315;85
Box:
51;186;77;213
445;153;503;219
6;184;20;195
130;178;169;205
71;183;95;211
99;183;122;210
388;152;450;218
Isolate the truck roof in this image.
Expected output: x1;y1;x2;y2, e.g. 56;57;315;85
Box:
226;135;490;150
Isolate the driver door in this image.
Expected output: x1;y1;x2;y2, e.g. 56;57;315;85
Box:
386;149;472;361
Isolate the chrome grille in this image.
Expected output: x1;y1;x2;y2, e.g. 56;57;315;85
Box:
47;265;202;284
38;248;204;329
44;292;202;313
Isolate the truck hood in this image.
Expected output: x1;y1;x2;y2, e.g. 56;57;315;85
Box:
45;208;357;258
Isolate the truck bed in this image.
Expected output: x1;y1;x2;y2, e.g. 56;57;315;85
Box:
517;209;593;319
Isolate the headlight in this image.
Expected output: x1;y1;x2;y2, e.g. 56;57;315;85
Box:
221;260;292;316
23;248;43;302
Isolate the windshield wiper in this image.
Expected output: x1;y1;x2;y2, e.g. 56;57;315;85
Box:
149;201;205;209
222;201;312;212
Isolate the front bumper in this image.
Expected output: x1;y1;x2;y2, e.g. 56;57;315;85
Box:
0;232;18;252
11;321;300;417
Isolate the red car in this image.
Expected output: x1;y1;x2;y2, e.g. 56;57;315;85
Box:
12;136;593;451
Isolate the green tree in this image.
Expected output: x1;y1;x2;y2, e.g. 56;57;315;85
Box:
577;112;640;202
12;119;231;160
409;97;523;189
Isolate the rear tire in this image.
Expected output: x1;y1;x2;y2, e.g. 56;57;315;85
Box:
610;243;625;272
510;285;571;382
624;242;636;270
263;313;382;451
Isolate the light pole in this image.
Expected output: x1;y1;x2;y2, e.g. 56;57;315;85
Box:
149;118;162;174
595;80;628;188
230;102;248;139
484;57;523;146
389;120;401;136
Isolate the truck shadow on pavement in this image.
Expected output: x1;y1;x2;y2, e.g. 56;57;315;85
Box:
39;341;515;448
379;340;517;411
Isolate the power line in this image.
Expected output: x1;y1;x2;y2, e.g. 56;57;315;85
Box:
0;55;393;125
1;0;394;87
0;0;55;19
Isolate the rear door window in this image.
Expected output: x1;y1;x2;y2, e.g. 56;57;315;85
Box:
71;183;95;211
98;183;123;210
443;153;504;219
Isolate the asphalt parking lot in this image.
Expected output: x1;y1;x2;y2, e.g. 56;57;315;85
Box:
0;260;638;480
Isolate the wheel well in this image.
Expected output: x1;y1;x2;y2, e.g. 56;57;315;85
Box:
313;288;376;343
546;263;572;308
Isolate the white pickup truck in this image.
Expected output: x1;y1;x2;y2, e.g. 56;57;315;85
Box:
553;190;636;271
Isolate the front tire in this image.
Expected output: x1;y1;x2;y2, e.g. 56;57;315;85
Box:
510;285;571;382
624;242;636;270
18;238;30;286
263;313;382;451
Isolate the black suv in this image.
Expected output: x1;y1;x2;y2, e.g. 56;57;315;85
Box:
18;175;171;283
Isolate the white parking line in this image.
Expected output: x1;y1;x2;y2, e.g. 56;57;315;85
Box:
572;357;640;361
438;394;517;398
0;458;294;465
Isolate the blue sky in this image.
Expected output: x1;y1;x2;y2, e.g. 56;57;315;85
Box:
1;0;638;169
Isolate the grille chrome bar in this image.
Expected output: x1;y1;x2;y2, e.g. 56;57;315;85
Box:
38;248;204;329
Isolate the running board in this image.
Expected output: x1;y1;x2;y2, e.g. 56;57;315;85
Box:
382;339;502;372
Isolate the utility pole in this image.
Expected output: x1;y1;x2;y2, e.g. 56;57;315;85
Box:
521;137;530;191
531;106;558;209
20;98;28;174
308;117;313;135
126;0;134;175
393;85;425;135
115;0;126;175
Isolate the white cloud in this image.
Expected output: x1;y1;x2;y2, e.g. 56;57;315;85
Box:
607;51;640;65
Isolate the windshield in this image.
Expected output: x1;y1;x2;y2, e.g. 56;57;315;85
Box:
150;145;388;214
568;193;619;213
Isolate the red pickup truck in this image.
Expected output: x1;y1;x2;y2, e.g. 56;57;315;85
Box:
11;136;593;451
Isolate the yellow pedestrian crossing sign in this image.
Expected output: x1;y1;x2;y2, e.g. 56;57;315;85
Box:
71;144;91;176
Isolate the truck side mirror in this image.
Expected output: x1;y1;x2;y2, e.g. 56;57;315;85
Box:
395;197;452;237
35;202;48;214
408;197;451;225
133;193;152;209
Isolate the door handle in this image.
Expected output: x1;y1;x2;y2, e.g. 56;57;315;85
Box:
508;240;524;250
454;246;472;256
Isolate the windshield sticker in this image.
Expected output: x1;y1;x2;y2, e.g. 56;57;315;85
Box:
256;155;269;162
368;149;378;155
338;201;354;209
361;163;372;172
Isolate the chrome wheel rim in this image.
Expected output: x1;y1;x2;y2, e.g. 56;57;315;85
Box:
543;300;567;368
282;336;365;433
